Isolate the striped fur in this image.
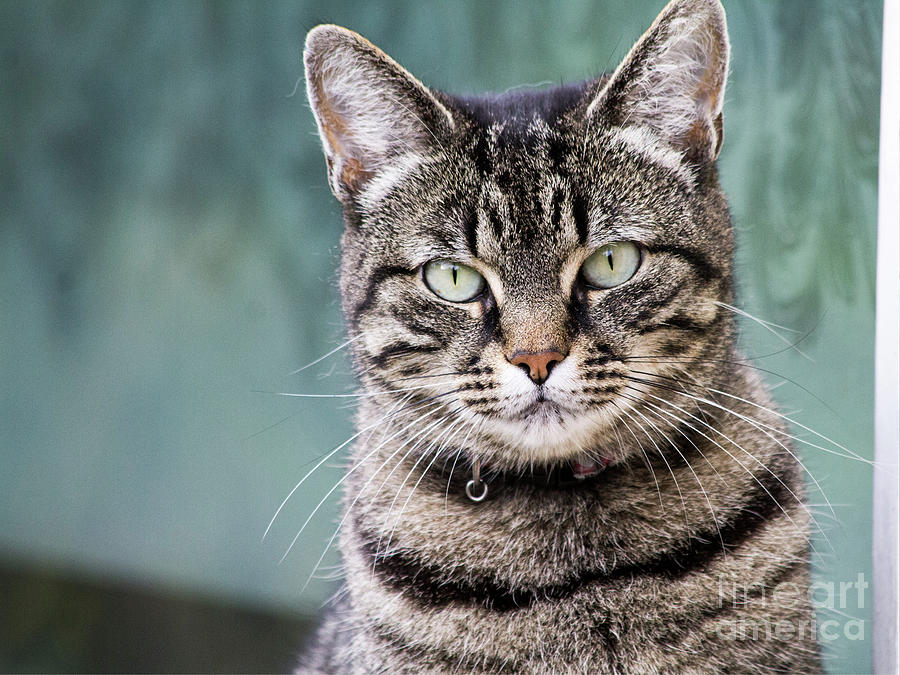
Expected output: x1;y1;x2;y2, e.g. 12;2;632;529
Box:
300;0;820;672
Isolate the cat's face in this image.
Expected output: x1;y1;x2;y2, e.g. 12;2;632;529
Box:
306;0;734;471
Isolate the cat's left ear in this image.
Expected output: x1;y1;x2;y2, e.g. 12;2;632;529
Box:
304;25;455;202
586;0;729;165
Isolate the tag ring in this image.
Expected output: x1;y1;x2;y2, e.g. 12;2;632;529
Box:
465;458;488;502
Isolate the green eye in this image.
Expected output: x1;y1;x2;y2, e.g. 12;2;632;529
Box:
422;260;486;302
581;242;642;289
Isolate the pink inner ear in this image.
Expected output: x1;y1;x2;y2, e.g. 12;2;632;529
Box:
338;157;375;193
310;70;379;193
585;1;729;164
683;119;715;165
306;25;459;200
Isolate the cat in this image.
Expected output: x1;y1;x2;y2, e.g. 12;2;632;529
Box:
298;0;821;671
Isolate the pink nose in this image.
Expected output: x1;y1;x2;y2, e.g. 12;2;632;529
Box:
509;350;566;385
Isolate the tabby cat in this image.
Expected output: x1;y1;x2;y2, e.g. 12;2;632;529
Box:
298;0;821;671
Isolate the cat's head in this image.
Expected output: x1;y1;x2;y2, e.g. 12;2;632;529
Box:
305;0;735;472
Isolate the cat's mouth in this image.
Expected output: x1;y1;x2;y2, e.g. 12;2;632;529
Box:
514;384;581;417
478;399;600;464
518;395;562;417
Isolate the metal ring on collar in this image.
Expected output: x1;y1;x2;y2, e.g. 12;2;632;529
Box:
465;478;488;502
465;457;488;502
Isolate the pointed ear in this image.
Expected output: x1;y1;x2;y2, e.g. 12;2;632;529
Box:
304;25;455;202
587;0;729;165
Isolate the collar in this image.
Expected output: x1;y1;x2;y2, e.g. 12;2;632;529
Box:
465;456;611;502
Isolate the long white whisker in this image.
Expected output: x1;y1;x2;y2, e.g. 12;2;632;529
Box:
368;411;458;508
263;398;422;541
617;404;690;526
639;400;731;491
625;385;830;555
713;300;812;361
300;403;452;589
630;364;847;459
705;386;871;465
713;300;802;334
279;402;445;563
376;409;465;558
623;356;838;414
288;333;365;375
610;403;664;510
383;413;468;556
626;399;726;552
630;374;838;520
261;381;457;400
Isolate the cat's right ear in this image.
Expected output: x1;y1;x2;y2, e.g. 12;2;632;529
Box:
304;26;455;203
585;0;729;166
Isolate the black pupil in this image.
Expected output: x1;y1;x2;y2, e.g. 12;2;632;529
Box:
451;266;459;285
604;248;615;270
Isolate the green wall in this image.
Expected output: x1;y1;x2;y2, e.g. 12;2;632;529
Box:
0;1;880;672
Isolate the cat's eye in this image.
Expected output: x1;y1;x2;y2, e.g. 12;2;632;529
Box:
422;260;486;302
581;242;642;289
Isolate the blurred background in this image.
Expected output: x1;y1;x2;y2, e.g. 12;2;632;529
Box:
0;1;882;672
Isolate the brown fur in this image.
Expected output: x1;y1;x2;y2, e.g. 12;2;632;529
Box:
299;0;820;672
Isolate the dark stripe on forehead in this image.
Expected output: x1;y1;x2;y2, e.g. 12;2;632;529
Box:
487;205;504;241
463;211;478;255
358;459;800;613
550;191;562;232
573;194;590;246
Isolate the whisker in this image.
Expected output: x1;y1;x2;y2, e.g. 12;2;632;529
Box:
623;384;832;557
259;380;457;400
616;403;690;527
705;385;871;465
625;373;841;520
243;413;296;443
290;401;452;571
609;403;664;511
392;370;465;382
360;400;472;535
622;355;839;415
366;440;458;578
382;412;469;557
375;409;465;559
263;397;423;541
300;403;455;589
265;388;458;545
621;395;727;552
626;360;841;426
624;386;799;517
713;300;812;361
637;400;731;491
288;333;365;376
713;300;802;334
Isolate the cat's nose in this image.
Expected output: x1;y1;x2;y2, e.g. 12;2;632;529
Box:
508;349;566;385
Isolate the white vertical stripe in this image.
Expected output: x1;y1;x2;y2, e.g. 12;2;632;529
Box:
873;1;900;673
